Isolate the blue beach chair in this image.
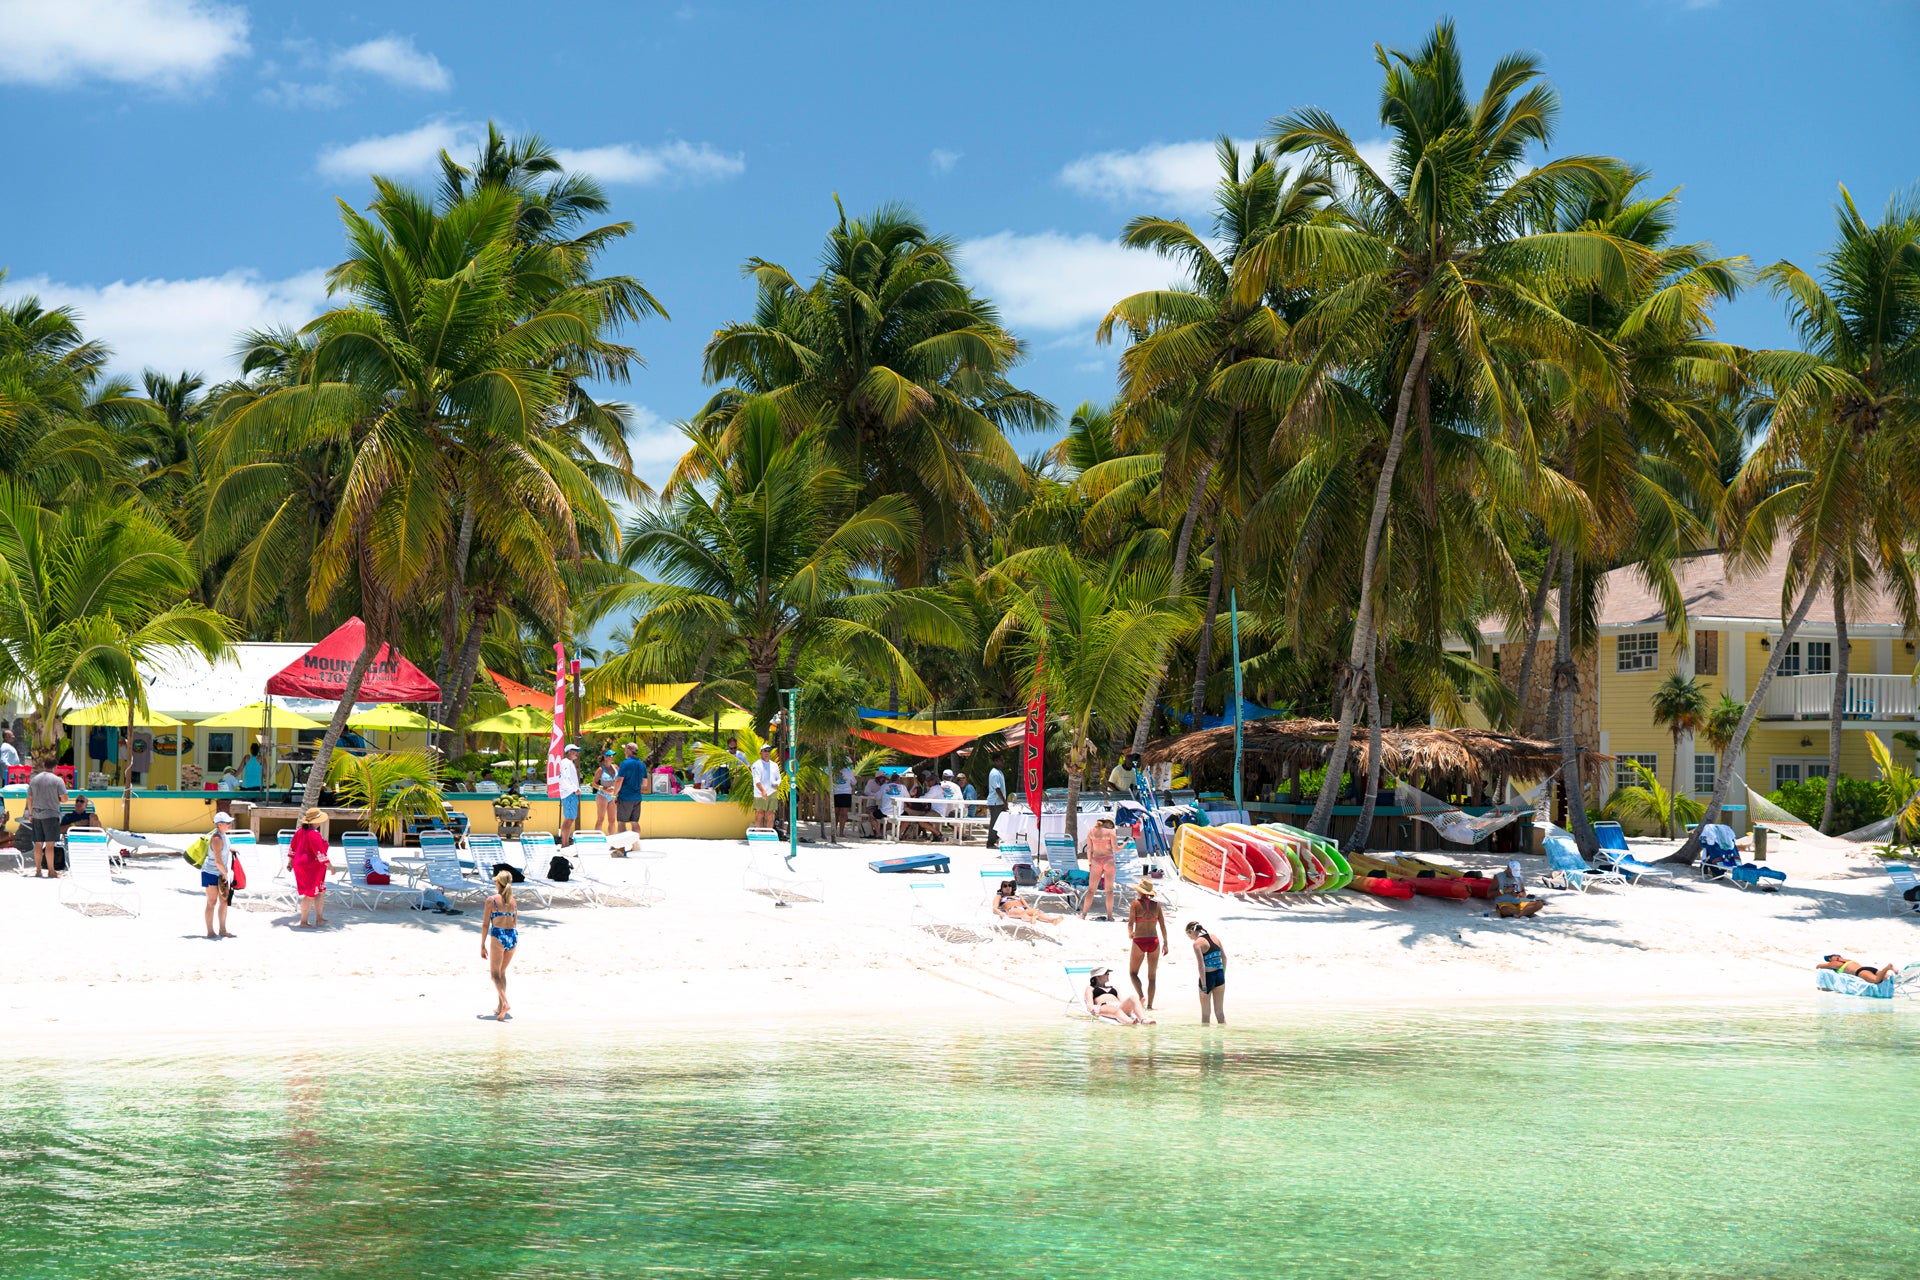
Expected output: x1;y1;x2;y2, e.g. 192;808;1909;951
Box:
1540;824;1627;892
1694;823;1785;891
1885;863;1920;916
1592;821;1674;885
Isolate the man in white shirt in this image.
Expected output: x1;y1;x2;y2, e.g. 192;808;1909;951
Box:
557;743;583;847
751;743;783;837
932;769;962;818
0;729;19;772
833;764;855;840
985;757;1008;848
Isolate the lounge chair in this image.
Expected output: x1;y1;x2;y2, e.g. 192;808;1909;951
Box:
908;880;994;943
1063;961;1121;1021
976;868;1056;942
466;834;550;908
1542;826;1627;892
1816;968;1898;998
419;846;488;904
1694;823;1786;891
519;831;605;905
1592;820;1674;885
1885;862;1920;916
340;832;413;909
745;853;823;906
1040;834;1085;908
59;827;139;916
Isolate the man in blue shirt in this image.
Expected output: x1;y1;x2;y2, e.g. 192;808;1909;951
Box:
615;742;648;838
241;743;263;791
985;757;1007;848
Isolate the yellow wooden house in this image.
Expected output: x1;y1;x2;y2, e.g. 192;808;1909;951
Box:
1460;544;1918;829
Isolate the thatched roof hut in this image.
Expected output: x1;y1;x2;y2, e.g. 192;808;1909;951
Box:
1140;718;1608;790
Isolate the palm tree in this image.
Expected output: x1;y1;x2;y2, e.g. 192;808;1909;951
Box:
1691;188;1920;846
219;178;642;807
606;396;957;721
700;201;1052;570
325;750;447;844
1099;138;1333;751
1649;673;1709;837
1752;186;1920;833
984;547;1194;842
1605;758;1702;837
0;284;137;498
0;480;232;760
1269;19;1637;837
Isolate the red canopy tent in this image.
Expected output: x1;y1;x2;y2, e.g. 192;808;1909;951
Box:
266;618;441;702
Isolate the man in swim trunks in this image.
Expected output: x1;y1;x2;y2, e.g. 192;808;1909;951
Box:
1126;878;1172;1009
1818;955;1898;984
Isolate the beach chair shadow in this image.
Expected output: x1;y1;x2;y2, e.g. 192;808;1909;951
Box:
909;881;996;944
746;853;825;906
59;829;139;917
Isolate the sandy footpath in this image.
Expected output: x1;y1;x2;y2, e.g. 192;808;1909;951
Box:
3;827;1914;1044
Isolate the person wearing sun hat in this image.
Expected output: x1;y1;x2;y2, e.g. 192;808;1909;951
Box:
751;743;783;836
557;743;583;847
288;806;332;928
1125;876;1172;1009
1082;962;1154;1024
202;811;236;939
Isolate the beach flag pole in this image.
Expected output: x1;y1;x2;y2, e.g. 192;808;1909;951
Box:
786;685;799;867
1231;589;1244;810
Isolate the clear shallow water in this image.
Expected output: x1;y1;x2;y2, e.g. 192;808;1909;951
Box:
2;1005;1916;1279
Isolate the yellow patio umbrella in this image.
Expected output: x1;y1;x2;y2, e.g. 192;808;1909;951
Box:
582;703;708;735
347;704;452;732
196;702;326;730
467;706;554;736
63;700;184;727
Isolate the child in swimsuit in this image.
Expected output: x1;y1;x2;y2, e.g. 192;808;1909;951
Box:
1186;922;1226;1025
1126;879;1171;1009
481;870;519;1021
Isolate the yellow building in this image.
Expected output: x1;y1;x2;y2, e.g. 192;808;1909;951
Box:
1463;546;1918;829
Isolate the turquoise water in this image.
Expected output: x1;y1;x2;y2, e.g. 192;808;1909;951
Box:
2;1004;1916;1278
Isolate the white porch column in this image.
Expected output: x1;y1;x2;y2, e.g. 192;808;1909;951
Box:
1676;633;1696;794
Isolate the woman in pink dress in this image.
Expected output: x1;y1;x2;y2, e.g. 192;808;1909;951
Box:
288;807;332;928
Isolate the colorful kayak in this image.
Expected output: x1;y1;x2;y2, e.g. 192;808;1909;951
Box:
1393;855;1495;899
1407;875;1474;899
1261;822;1353;891
1349;870;1415;900
1173;824;1267;896
1218;824;1295;892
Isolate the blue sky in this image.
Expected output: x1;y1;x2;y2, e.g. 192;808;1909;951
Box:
4;0;1917;487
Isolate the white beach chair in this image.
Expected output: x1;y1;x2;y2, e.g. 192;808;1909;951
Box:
1039;835;1084;910
466;834;550;908
1886;862;1920;916
977;868;1057;942
908;881;995;943
59;828;139;916
745;852;823;906
1063;961;1122;1021
520;831;601;905
419;846;488;904
340;832;414;910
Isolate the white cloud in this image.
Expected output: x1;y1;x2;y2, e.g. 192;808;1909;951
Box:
553;141;744;185
959;231;1180;333
2;269;331;378
0;0;248;89
316;119;477;178
929;148;961;175
1061;139;1252;215
625;407;691;491
332;34;450;92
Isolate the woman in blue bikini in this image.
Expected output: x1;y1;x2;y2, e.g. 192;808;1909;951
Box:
481;869;518;1020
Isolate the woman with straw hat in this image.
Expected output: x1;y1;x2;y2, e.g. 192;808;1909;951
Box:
288;807;332;928
1125;878;1171;1010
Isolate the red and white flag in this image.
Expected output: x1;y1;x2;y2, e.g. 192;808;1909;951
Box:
1022;656;1046;822
544;642;567;798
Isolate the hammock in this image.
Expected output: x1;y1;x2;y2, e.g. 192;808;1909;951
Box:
1392;776;1547;845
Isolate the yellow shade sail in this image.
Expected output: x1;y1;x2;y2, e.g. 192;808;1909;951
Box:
867;715;1023;737
62;701;184;728
194;701;326;730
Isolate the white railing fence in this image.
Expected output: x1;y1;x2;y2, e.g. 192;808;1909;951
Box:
1761;673;1918;720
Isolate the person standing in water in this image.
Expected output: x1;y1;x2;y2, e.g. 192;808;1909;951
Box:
481;869;519;1020
1186;922;1226;1024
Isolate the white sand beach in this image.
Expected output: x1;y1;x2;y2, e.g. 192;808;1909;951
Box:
4;831;1914;1043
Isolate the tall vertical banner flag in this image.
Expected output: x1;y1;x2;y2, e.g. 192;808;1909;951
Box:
1022;655;1046;822
545;642;568;799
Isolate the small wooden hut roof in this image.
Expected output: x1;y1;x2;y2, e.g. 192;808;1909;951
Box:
1139;718;1608;788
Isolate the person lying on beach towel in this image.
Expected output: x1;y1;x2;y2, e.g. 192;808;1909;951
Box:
1817;955;1898;984
1494;860;1545;919
994;880;1061;925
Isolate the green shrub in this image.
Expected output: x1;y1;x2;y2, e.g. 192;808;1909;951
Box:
1766;775;1886;832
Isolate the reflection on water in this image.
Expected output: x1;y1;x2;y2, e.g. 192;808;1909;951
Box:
1;1005;1916;1278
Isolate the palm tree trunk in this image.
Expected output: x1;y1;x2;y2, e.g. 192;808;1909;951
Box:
438;603;495;758
1512;544;1561;733
1308;324;1432;835
301;632;380;809
1683;557;1831;863
1669;731;1685;840
1128;429;1230;753
1348;637;1388;851
1820;572;1848;833
1553;558;1599;856
433;494;476;736
1064;751;1084;846
1187;532;1225;728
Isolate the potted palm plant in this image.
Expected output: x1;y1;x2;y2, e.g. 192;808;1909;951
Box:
325;750;449;844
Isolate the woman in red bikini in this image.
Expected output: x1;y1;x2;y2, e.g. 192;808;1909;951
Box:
1126;878;1172;1009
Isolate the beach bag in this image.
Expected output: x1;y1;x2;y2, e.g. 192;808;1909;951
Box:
493;861;525;884
183;835;210;868
1013;863;1036;887
363;857;391;885
230;854;247;890
51;842;68;872
548;855;572;882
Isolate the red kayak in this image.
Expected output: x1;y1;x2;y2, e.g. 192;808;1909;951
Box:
1350;872;1415;900
1459;873;1495;900
1409;875;1474;900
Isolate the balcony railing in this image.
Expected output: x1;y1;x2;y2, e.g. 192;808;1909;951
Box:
1760;672;1919;721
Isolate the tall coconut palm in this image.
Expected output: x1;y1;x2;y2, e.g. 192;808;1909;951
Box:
1649;672;1709;837
1100;138;1334;751
1269;19;1638;837
606;396;959;721
984;546;1194;842
700;201;1051;571
218;179;641;807
0;480;232;760
1687;189;1920;850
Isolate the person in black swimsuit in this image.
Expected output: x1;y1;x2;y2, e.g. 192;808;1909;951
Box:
1083;964;1154;1024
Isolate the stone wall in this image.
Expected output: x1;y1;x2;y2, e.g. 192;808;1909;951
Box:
1496;639;1597;746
